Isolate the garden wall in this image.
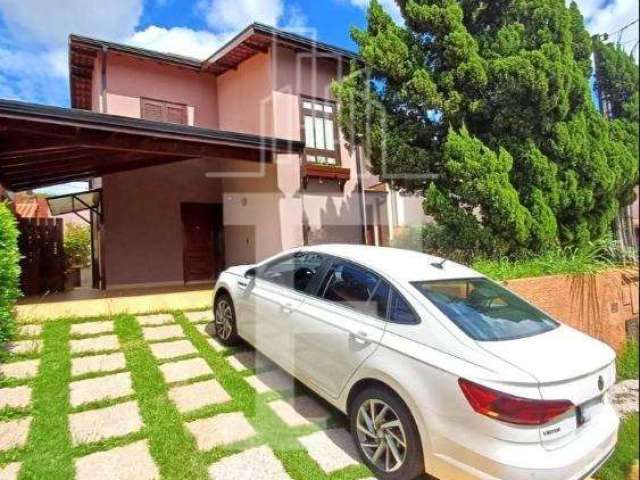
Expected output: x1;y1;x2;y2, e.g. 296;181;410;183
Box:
505;269;639;352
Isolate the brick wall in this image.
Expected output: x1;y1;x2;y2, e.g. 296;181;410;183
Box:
505;269;639;352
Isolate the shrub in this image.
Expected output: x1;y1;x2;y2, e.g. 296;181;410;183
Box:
0;202;21;346
64;224;91;269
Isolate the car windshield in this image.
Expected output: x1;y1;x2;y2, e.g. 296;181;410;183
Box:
411;278;559;341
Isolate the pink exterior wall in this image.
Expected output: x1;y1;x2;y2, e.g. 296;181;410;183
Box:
270;45;362;246
103;53;218;128
216;53;273;136
102;158;223;289
96;43;374;288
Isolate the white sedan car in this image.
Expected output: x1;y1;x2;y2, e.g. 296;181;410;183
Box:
211;244;619;480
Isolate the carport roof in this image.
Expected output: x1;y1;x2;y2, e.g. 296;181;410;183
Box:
0;99;304;191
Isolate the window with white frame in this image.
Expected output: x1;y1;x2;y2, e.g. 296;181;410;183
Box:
301;98;340;166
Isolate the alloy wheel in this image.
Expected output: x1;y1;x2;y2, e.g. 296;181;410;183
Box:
356;399;408;473
214;299;233;340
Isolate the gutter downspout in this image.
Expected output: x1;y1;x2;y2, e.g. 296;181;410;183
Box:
354;138;368;244
101;46;108;113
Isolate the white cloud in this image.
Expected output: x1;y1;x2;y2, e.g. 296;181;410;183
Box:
0;0;143;46
204;0;284;31
125;26;232;60
573;0;638;60
345;0;404;24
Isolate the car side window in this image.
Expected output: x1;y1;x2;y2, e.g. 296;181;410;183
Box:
258;252;326;293
389;290;420;324
320;261;389;319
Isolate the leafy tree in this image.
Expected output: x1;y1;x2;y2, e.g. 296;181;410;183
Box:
333;0;639;259
64;224;91;269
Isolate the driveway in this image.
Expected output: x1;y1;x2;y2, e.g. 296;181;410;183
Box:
0;311;376;480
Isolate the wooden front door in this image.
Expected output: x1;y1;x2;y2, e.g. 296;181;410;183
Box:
181;203;224;283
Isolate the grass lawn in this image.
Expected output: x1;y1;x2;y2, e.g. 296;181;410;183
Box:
1;312;373;480
2;312;638;480
595;340;640;480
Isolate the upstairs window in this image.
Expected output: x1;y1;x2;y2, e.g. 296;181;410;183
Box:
301;97;340;166
141;98;188;125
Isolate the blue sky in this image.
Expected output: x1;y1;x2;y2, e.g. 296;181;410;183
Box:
0;0;637;110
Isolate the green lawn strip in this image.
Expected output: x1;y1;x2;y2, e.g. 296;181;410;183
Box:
18;320;74;480
114;313;209;480
596;413;639;480
176;312;372;480
616;340;639;381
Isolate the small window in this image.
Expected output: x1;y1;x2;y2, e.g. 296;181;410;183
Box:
321;261;389;319
259;252;326;293
389;291;420;324
141;98;188;125
301;98;340;166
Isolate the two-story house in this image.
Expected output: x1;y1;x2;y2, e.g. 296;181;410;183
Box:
0;23;430;291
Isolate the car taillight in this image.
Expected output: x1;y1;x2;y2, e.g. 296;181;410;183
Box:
458;379;574;426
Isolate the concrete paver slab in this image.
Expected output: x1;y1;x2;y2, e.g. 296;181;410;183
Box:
207;446;292;480
0;359;39;380
18;325;41;338
69;372;133;407
298;429;360;473
75;440;159;480
69;401;143;445
268;396;330;427
159;358;212;384
0;386;31;409
136;314;174;326
70;321;114;337
4;340;41;355
0;462;21;480
245;369;294;394
186;412;256;451
0;417;31;452
168;379;231;413
70;335;119;355
71;352;127;377
149;340;197;361
142;325;184;342
184;311;213;323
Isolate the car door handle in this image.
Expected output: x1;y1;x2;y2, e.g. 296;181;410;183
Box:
351;331;370;345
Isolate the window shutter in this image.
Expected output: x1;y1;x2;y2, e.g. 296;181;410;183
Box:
141;99;164;122
166;104;187;125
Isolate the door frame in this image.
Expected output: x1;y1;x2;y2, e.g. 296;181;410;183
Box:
180;202;225;284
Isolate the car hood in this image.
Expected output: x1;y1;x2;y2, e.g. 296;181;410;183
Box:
477;325;616;384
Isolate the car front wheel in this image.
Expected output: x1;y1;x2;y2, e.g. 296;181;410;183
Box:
213;292;240;346
350;385;425;480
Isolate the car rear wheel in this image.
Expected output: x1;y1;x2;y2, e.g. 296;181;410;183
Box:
350;385;425;480
214;293;241;346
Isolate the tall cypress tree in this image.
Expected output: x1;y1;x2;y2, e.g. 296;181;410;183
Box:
333;0;639;258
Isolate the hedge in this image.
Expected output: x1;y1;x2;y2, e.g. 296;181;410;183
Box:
0;202;20;346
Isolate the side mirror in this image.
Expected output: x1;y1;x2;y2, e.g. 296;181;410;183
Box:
245;267;257;280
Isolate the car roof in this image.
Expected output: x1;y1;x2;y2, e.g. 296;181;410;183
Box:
298;244;483;283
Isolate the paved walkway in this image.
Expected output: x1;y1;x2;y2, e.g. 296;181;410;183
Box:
0;311;374;480
15;286;213;321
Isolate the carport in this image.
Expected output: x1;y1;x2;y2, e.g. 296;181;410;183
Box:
0;99;304;289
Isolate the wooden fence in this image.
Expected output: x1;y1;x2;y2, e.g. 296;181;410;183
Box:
18;217;65;296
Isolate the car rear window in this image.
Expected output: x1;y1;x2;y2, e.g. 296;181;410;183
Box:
411;278;559;341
